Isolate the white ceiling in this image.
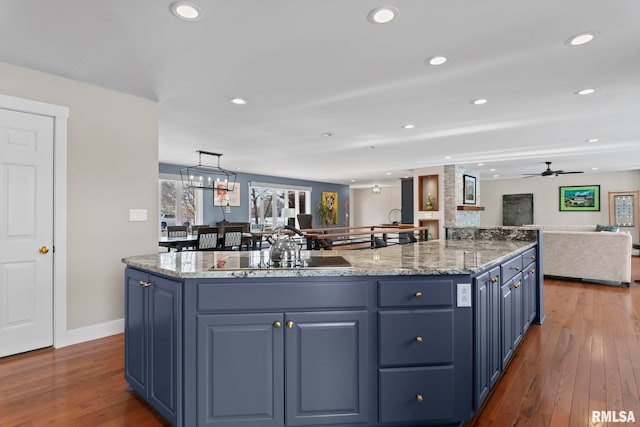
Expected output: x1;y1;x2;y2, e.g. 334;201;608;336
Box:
1;0;639;187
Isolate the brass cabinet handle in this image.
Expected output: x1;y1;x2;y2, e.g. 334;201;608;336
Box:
530;256;536;260
138;280;150;287
415;291;423;299
39;246;49;254
490;277;498;283
273;321;281;328
513;282;521;289
286;321;294;329
416;394;424;402
530;269;536;274
512;266;520;271
415;336;423;343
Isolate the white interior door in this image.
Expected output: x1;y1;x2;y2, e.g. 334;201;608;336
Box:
0;108;54;358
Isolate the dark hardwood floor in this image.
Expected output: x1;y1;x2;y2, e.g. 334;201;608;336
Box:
1;256;639;427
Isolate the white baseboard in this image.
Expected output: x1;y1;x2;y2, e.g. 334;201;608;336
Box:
61;318;124;347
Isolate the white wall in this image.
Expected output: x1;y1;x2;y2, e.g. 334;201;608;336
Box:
0;62;159;330
351;186;401;226
481;170;640;242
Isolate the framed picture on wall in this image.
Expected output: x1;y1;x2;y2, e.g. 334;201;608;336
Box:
213;182;241;206
559;185;600;211
463;175;476;205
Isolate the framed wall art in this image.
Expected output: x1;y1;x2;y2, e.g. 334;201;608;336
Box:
463;174;476;205
559;185;600;212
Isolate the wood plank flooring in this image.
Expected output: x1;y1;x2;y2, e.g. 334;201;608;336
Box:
1;256;639;426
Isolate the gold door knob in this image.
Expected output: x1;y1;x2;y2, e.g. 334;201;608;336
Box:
39;246;49;254
273;321;281;328
286;321;294;329
415;336;423;343
138;280;150;287
416;394;424;402
490;277;498;283
415;291;423;299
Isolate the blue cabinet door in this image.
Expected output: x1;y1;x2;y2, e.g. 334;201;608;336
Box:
148;276;182;425
500;279;514;369
197;313;284;427
512;273;523;348
488;268;501;388
124;268;148;397
474;271;490;409
285;311;368;426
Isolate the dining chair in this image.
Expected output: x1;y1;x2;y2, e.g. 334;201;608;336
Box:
196;227;219;251
167;225;188;238
191;224;209;237
221;226;244;250
297;214;313;230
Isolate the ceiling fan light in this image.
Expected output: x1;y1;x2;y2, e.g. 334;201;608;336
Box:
576;88;596;95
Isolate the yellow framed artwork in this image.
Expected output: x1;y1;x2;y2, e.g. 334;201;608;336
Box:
321;192;338;225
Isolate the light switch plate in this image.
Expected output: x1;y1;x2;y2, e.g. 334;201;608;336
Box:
457;283;472;307
129;209;148;221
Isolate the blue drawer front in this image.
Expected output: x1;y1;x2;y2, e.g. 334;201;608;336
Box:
379;310;454;366
378;279;454;308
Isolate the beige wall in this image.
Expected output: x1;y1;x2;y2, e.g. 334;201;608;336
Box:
0;62;159;330
350;186;401;226
480;170;640;243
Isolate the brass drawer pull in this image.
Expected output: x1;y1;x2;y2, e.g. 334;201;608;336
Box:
415;336;423;343
490;277;498;283
530;269;536;274
416;394;424;402
138;280;150;287
512;266;520;271
273;321;281;329
513;282;521;289
286;321;294;329
415;291;423;299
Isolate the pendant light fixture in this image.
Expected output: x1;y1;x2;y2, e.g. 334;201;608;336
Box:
180;150;237;192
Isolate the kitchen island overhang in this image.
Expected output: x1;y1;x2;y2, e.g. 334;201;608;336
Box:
123;235;543;427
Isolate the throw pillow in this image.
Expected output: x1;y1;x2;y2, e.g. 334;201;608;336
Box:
596;224;618;232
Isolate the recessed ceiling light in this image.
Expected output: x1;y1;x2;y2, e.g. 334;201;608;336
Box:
471;98;488;105
567;33;594;46
444;156;452;160
351;179;357;182
367;6;399;24
229;97;247;105
322;132;333;137
591;167;599;170
402;124;415;129
493;174;500;178
489;168;496;172
386;172;392;176
575;88;596;95
586;138;599;143
427;56;448;66
170;2;202;21
477;163;484;166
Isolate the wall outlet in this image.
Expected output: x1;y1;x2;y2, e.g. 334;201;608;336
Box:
457;283;471;307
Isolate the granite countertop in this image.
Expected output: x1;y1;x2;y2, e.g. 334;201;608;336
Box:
122;239;536;279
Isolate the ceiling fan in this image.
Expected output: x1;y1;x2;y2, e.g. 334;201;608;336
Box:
523;161;584;177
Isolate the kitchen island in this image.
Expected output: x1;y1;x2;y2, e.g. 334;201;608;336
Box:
123;235;543;427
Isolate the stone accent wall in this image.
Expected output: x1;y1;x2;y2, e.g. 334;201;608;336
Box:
444;164;481;228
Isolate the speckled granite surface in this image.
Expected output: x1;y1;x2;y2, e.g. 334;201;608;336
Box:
122;239;536;279
446;226;540;241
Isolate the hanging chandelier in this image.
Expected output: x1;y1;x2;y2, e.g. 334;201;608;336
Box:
180;150;237;192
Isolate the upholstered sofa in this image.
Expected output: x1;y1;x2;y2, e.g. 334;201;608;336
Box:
540;225;632;285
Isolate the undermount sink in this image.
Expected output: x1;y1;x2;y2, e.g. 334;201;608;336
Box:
303;256;352;268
